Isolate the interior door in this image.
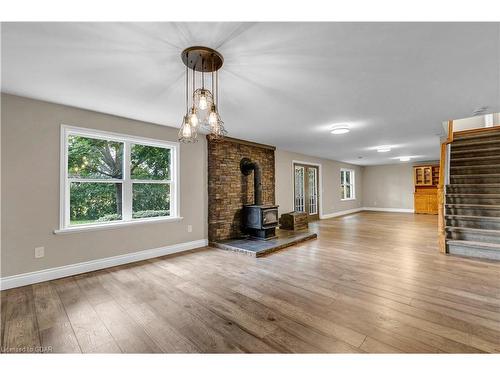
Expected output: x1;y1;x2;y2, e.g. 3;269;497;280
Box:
294;163;320;221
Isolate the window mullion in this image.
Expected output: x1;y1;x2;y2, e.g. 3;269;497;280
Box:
123;141;132;220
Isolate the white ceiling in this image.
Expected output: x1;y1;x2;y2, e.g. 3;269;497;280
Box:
2;22;499;165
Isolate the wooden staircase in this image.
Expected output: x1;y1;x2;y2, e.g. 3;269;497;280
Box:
444;128;500;260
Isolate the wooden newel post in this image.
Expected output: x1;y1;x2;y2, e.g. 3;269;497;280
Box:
438;120;453;253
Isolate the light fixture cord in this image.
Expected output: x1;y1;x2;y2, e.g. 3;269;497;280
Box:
211;56;215;105
201;58;204;89
192;65;195;109
185;52;188;114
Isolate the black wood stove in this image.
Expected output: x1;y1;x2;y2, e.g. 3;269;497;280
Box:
240;158;279;240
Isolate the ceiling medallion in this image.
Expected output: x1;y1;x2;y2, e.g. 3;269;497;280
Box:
178;46;227;143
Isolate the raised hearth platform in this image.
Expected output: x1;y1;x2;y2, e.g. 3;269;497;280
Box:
210;229;317;257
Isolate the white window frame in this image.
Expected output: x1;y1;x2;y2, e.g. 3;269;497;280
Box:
341;168;356;201
55;125;181;234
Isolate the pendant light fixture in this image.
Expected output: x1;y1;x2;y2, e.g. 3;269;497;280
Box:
207;65;227;141
193;67;213;112
179;46;227;142
188;65;199;129
178;51;198;143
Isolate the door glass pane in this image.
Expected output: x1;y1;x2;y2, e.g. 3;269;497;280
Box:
308;168;318;215
131;144;171;180
132;183;170;218
345;171;351;184
68;135;123;179
346;185;351;198
341;184;346;199
341;170;345;184
70;182;122;225
294;166;305;212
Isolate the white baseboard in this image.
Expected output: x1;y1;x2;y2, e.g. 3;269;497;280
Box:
320;207;364;219
362;207;415;213
0;239;208;291
320;206;414;220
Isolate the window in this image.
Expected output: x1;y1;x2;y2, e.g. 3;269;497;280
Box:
341;169;355;200
59;125;179;231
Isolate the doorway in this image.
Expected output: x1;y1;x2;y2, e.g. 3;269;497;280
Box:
293;163;320;221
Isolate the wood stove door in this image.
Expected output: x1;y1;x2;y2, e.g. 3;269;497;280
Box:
293;163;320;221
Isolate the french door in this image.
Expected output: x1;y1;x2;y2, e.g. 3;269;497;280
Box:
294;163;319;221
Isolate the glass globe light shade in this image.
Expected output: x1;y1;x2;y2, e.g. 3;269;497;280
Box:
188;107;199;128
208;104;220;127
178;115;198;143
193;88;213;112
207;118;227;142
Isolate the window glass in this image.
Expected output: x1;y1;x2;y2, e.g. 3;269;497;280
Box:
70;182;122;225
132;183;170;218
131;144;171;180
68;135;123;179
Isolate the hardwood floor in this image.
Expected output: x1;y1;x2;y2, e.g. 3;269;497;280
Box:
2;211;500;353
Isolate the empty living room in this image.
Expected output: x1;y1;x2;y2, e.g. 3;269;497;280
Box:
1;1;500;373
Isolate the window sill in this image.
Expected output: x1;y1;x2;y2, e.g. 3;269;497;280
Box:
54;216;184;235
341;198;356;201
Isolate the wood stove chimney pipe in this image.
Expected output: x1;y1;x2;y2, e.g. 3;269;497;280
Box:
240;157;263;206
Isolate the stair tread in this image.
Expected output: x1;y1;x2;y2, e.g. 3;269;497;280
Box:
447;240;500;250
447;183;500;187
447;193;500;197
453;128;500;141
451;155;500;162
451;173;500;177
446;203;500;208
451;147;500;154
446;226;500;234
451;139;500;148
450;164;500;169
446;214;500;221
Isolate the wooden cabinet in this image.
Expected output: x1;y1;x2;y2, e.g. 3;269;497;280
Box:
414;165;439;214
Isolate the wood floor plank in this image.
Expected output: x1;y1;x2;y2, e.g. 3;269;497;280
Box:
94;269;201;353
1;286;41;353
32;283;81;353
1;291;7;348
74;275;163;353
52;278;121;353
2;212;500;353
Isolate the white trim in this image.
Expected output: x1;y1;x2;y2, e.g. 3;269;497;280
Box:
0;239;207;291
291;160;323;219
60;124;180;231
320;207;363;219
53;216;184;234
362;207;415;213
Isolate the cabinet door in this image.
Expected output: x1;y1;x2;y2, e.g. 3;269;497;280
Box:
423;167;433;185
415;195;429;214
414;167;424;186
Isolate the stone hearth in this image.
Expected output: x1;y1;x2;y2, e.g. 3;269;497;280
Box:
210;229;318;257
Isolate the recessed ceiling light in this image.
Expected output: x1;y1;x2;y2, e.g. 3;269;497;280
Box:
331;125;350;135
399;156;411;162
376;145;391;153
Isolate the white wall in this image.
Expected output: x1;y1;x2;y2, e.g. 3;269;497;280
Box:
275;149;363;218
362;164;415;210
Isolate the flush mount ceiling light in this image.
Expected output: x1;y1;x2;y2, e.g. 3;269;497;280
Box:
178;46;227;143
399;156;411;162
330;124;350;135
376;145;392;153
